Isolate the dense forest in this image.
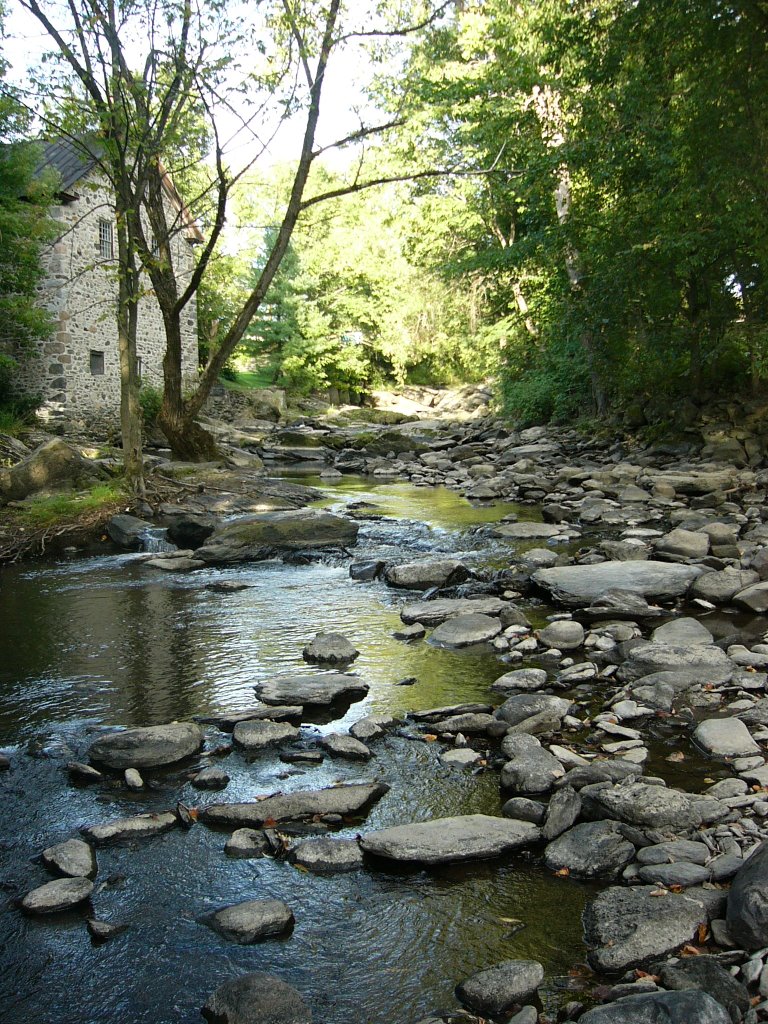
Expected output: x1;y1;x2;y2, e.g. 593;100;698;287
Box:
1;0;767;472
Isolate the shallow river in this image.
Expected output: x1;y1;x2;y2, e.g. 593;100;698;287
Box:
0;479;600;1024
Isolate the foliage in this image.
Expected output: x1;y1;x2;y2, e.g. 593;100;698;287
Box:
138;385;163;427
17;483;123;527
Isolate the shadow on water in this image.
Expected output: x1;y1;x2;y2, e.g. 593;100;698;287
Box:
0;478;596;1024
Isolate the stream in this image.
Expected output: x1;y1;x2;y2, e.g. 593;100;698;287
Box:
0;478;609;1024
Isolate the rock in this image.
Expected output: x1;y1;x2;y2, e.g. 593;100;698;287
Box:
494;693;571;734
532;561;703;606
87;918;128;942
500;734;565;794
492;521;562;539
618;642;733;683
349;560;385;581
124;768;143;790
440;748;483;768
430;613;502;648
302;632;359;664
558;761;642;789
583;885;709;973
289;838;363;873
80;810;179;845
0;438;105;505
255;673;368;707
21;876;94;914
205;705;303;730
727;839;768;948
196;509;359;564
165;512;215;548
490;668;547;694
399;597;513;627
349;714;397;742
233;721;299;751
660;955;750;1024
636;841;709;866
201;973;312;1024
655;528;710;559
541;786;581;841
319;733;372;760
435;713;496;734
225;829;270;858
693;718;761;759
106;513;155;549
192;766;230;789
200;783;389;828
734;581;768;613
636;862;710;887
205;899;294;943
455;960;544;1017
67;761;102;782
577;990;732;1024
359;814;540;865
144;554;204;571
581;780;703;830
41;838;97;879
539;620;585;650
384;558;468;590
409;704;493;722
502;797;546;825
392;622;426;641
88;722;204;769
651;617;714;646
544;820;635;880
691;569;760;605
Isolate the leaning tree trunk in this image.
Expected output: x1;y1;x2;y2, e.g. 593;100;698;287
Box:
115;214;145;494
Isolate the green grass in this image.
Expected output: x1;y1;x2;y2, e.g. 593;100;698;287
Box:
0;409;28;436
221;366;280;390
18;483;124;526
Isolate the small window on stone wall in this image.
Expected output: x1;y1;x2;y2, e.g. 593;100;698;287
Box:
90;350;105;375
135;356;143;380
98;219;113;259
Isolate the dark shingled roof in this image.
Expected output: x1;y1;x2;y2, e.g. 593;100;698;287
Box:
35;137;101;194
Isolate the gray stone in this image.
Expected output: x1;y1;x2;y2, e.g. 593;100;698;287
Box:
255;673;368;707
694;719;760;759
636;862;710;887
192;766;230;789
0;439;105;505
652;618;714;646
21;876;94;914
233;721;299;751
618;642;733;683
558;761;642;789
440;748;483;768
392;622;426;641
660;955;750;1024
81;810;179;845
205;899;294;944
727;840;768;948
655;528;710;559
349;714;397;742
578;990;731;1024
106;513;154;549
207;706;303;731
66;761;102;782
501;734;565;794
290;837;363;873
196;509;359;564
501;797;546;825
492;521;562;539
87;918;128;942
41;838;97;879
583;885;709;973
734;582;768;614
302;632;359;664
539;620;585;651
319;733;372;761
636;841;710;866
201;783;389;828
384;558;467;590
490;668;547;694
430;613;502;648
542;786;582;841
532;561;703;607
359;814;540;865
435;713;495;734
88;722;204;769
124;768;143;790
456;960;544;1016
201;972;312;1024
224;829;270;858
400;597;511;627
494;693;571;734
581;780;703;830
544;820;635;880
692;569;760;605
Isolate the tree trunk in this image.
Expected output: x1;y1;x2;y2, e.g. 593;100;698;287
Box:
115;211;144;494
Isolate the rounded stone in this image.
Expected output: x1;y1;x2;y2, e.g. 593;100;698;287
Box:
456;960;544;1016
41;838;97;879
201;972;312;1024
22;876;94;914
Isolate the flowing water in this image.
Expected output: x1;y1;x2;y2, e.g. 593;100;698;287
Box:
0;479;600;1024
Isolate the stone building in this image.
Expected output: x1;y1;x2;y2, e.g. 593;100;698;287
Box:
13;138;201;428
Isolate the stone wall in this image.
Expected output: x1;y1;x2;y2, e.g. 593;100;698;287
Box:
9;170;199;428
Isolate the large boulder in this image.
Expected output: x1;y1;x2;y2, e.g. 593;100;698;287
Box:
88;723;204;769
583;885;709;973
581;780;703;831
456;960;544;1017
577;990;731;1024
201;973;312;1024
532;561;703;607
255;673;368;707
204;899;294;944
726;839;768;948
384;558;468;590
359;814;540;865
617;642;733;683
0;438;105;505
543;820;635;880
400;597;518;627
106;513;155;549
196;510;359;564
200;782;389;828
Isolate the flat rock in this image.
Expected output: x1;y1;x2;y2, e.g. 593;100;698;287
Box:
533;561;703;606
618;642;733;683
577;990;731;1024
225;829;270;858
581;780;703;830
319;733;372;760
440;748;483;768
400;597;511;627
41;838;97;879
491;521;562;539
636;862;710;887
384;558;467;590
201;972;312;1024
201;783;389;828
80;811;179;845
349;714;396;742
652;618;714;646
544;820;635;879
302;633;359;664
289;837;363;873
205;706;303;730
490;668;547;694
196;509;358;564
205;899;294;944
494;694;571;735
359;814;540;865
694;718;760;759
660;955;750;1024
255;673;368;707
583;885;709;973
430;613;502;648
233;721;300;751
435;713;495;734
21;876;94;914
637;841;709;866
501;797;546;825
88;722;204;769
456;960;544;1016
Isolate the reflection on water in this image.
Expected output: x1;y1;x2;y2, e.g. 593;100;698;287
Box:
0;479;593;1024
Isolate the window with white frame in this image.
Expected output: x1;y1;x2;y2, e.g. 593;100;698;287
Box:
98;219;113;259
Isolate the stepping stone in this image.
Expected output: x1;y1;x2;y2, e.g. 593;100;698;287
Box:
88;722;204;769
290;837;363;873
359;814;539;865
204;899;294;944
255;673;368;707
81;811;179;845
201;973;312;1024
41;838;97;879
22;877;93;914
201;783;389;828
319;733;372;761
233;720;299;751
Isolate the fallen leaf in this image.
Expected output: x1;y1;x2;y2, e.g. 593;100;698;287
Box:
681;944;703;956
187;807;199;822
703;777;716;784
669;884;684;893
498;916;523;925
262;817;277;827
649;889;667;897
635;969;660;981
555;867;570;877
666;751;685;762
423;734;438;742
697;923;710;944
